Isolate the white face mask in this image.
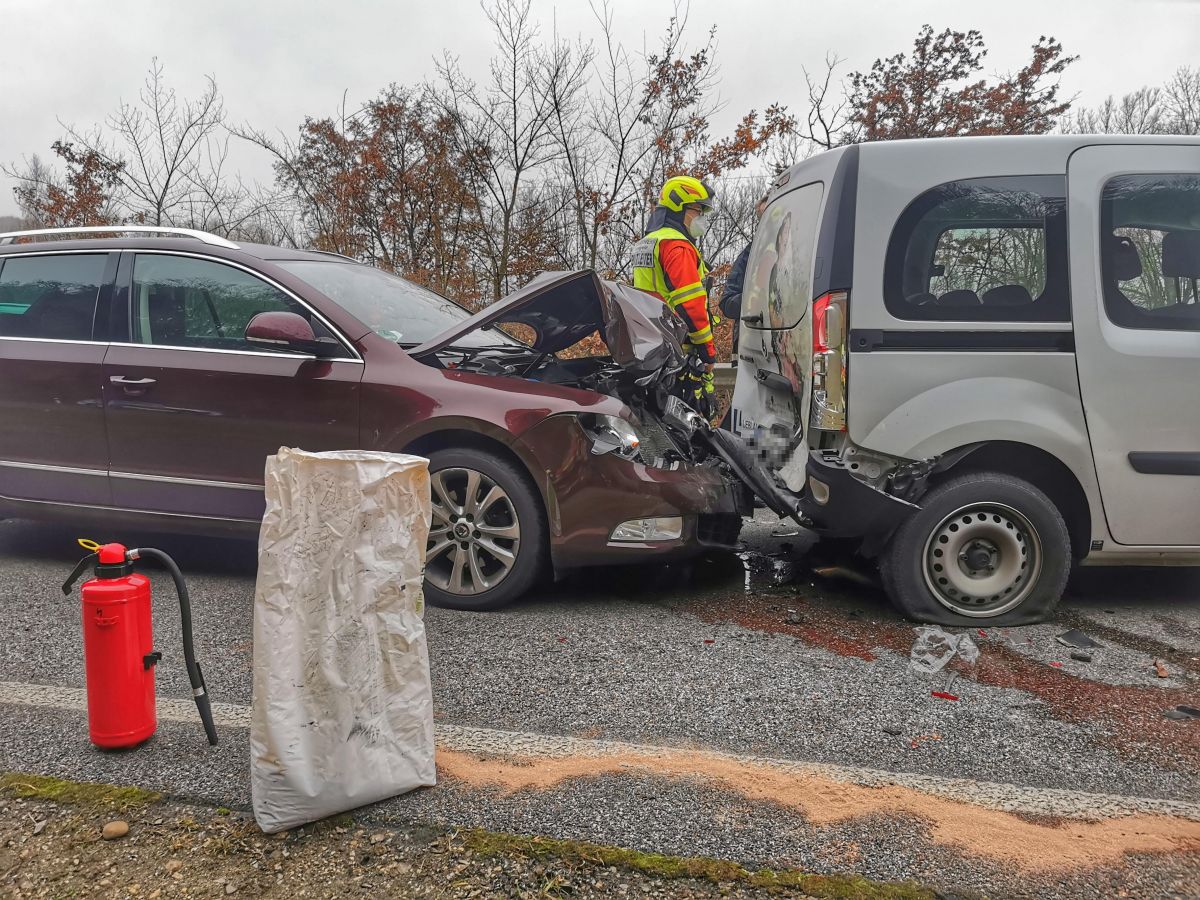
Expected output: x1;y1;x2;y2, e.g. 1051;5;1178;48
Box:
688;209;712;238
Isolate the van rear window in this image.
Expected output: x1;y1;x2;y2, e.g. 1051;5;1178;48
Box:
884;176;1069;322
741;181;824;331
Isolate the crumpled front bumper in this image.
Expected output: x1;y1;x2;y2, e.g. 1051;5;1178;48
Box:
517;414;746;570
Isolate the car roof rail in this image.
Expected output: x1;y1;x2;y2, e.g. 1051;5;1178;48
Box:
310;249;360;262
0;225;240;250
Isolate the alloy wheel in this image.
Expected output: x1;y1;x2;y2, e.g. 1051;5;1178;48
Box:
921;502;1043;617
426;467;521;596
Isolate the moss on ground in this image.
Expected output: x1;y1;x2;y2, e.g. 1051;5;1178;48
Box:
459;828;938;899
0;771;160;810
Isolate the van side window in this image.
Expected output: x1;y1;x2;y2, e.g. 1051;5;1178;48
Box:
1100;174;1200;331
0;254;107;340
884;176;1069;322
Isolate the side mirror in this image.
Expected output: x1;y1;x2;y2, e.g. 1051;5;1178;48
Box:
245;311;326;356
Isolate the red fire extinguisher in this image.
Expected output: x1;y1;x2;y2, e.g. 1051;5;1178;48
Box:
63;539;218;749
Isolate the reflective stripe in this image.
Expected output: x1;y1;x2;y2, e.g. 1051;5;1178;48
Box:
688;326;713;344
667;283;706;306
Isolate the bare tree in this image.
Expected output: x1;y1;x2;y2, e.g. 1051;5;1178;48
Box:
1164;66;1200;134
1068;66;1200;136
544;2;790;279
1069;87;1167;134
47;59;276;236
435;0;591;298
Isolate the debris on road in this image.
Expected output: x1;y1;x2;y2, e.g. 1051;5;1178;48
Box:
1056;629;1103;650
910;626;979;674
1164;706;1200;720
1154;659;1170;678
812;565;877;590
1070;651;1094;663
930;691;960;702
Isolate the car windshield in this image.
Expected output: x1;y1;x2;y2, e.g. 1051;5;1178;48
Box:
276;259;523;348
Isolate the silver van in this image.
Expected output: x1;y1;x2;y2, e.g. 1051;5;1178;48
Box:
731;135;1200;625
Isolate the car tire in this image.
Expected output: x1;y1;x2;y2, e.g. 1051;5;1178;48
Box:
422;448;548;612
880;471;1071;626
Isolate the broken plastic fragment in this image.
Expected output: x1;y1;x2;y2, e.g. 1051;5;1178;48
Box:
930;691;960;701
1164;705;1200;720
1154;659;1170;678
909;625;979;674
1049;661;1063;668
1070;650;1093;663
1056;629;1102;649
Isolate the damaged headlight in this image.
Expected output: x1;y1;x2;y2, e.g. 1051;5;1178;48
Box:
580;413;643;460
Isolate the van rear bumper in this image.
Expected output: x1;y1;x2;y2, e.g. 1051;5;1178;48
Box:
800;451;918;537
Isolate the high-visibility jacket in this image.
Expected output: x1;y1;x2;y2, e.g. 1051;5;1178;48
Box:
631;225;717;364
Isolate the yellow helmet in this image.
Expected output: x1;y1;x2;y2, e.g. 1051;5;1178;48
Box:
659;175;715;213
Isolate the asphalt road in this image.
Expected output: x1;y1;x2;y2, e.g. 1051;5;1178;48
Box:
2;514;1199;899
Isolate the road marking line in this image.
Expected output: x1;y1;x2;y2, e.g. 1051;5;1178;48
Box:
3;679;1198;821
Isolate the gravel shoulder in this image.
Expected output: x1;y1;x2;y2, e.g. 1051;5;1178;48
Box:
0;772;933;900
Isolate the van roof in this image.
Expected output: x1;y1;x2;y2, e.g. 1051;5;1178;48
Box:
777;133;1200;188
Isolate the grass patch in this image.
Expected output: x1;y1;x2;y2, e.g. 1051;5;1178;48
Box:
0;772;160;810
459;828;937;899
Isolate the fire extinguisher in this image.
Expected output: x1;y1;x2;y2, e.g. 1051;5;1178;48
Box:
62;539;218;749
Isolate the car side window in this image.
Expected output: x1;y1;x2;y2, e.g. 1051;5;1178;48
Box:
1100;174;1200;331
0;254;107;340
884;176;1070;322
131;254;321;352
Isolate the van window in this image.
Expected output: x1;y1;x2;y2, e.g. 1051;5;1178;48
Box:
741;181;824;330
1100;174;1200;331
0;254;107;340
884;176;1069;322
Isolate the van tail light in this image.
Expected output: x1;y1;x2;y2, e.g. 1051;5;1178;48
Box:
811;290;848;432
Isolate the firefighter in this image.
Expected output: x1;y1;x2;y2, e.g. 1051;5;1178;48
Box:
631;175;719;418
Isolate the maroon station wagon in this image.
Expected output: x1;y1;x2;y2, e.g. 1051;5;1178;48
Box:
0;227;783;610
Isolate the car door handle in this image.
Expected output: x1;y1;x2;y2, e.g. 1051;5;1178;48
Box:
109;376;157;386
109;375;157;396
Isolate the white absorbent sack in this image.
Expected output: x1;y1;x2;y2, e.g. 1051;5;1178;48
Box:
251;448;436;833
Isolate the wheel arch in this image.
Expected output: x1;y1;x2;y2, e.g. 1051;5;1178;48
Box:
403;429;539;490
933;441;1092;560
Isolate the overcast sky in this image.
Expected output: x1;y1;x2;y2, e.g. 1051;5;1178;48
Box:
1;0;1197;218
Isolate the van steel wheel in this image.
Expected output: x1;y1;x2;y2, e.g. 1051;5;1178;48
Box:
423;448;547;612
881;471;1071;626
921;503;1042;617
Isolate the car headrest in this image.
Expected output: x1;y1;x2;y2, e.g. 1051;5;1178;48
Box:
980;285;1033;307
1161;231;1200;279
933;289;981;307
24;290;94;340
1109;235;1143;282
908;292;936;306
148;288;187;343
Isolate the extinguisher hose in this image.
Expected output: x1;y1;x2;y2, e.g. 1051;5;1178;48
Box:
135;548;219;746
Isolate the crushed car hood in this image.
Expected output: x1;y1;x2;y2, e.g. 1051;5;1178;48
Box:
409;270;687;379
